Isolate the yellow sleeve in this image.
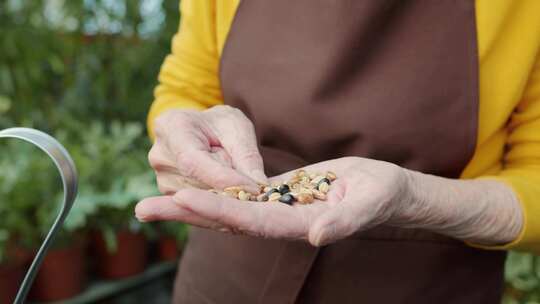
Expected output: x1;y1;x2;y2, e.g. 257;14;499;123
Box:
147;0;224;138
481;55;540;253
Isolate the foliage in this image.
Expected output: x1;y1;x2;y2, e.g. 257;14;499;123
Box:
0;140;62;254
0;0;182;258
504;252;540;304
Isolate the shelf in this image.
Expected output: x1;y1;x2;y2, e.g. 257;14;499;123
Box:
31;261;177;304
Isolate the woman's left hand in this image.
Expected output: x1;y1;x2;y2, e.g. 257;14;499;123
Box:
135;156;411;246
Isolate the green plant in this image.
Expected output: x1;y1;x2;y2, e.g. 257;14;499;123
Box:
504;252;540;303
72;120;158;252
0;140;65;259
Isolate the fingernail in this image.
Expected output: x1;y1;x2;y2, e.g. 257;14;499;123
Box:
135;214;149;223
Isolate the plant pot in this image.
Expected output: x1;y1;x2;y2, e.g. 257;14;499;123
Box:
92;230;148;279
158;236;183;262
0;245;32;303
0;263;26;304
28;242;87;302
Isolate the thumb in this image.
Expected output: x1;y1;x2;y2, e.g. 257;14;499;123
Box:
206;105;268;184
231;144;268;184
220;126;267;184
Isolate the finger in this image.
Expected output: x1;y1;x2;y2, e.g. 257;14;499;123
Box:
156;171;209;195
135;196;222;229
207;107;268;184
173;188;309;239
176;150;261;193
148;139;177;172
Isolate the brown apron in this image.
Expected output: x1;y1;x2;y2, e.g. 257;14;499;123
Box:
173;1;506;303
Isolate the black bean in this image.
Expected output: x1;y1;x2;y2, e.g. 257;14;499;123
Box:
279;193;295;205
265;188;279;197
278;184;290;195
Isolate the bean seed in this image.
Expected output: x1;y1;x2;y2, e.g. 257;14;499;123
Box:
326;171;337;181
279;193;295;205
278;184;290;195
318;182;330;194
297;193;314;204
313;189;327;200
238;190;250;201
257;193;268;202
268;192;281;202
224;186;243;194
265;188;279;197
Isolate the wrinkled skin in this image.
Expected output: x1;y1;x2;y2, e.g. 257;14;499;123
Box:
137;106;523;247
149;105;267;194
137;157;408;246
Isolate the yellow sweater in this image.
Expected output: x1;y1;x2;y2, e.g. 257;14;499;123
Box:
148;0;540;253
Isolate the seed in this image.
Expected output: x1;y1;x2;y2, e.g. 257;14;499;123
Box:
263;186;273;193
288;176;301;185
296;170;306;177
224;186;243;194
297;193;314;204
208;189;220;194
278;184;290;195
318;182;330;194
257;194;269;202
238;190;250;201
312;189;327;200
279;193;295;205
265;188;279;197
326;171;337;181
268;192;281;202
300;188;313;195
223;191;238;198
311;175;325;185
317;177;331;187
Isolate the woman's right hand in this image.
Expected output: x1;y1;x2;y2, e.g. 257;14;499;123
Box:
149;105;267;195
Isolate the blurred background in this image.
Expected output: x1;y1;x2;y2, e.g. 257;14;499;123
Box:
0;1;185;303
0;1;538;303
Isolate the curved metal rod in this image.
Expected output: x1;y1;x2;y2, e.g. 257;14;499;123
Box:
0;128;78;304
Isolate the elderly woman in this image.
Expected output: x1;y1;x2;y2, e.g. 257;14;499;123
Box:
135;1;540;303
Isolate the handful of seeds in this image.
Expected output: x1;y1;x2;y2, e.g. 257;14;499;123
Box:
210;170;337;205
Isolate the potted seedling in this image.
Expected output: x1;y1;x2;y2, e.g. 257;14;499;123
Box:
28;185;97;302
0;141;53;303
78;121;158;279
89;171;158;279
0;137;96;302
0;231;30;304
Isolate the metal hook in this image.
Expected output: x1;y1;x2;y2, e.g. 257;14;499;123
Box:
0;128;78;304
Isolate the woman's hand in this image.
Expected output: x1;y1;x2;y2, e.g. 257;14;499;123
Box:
136;154;523;246
136;157;410;246
149;105;267;195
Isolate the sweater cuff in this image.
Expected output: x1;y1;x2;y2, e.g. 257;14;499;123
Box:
466;174;540;254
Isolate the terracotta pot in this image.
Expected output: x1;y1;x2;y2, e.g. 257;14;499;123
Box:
0;245;32;303
0;263;26;304
158;237;183;262
92;230;148;279
28;242;87;302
